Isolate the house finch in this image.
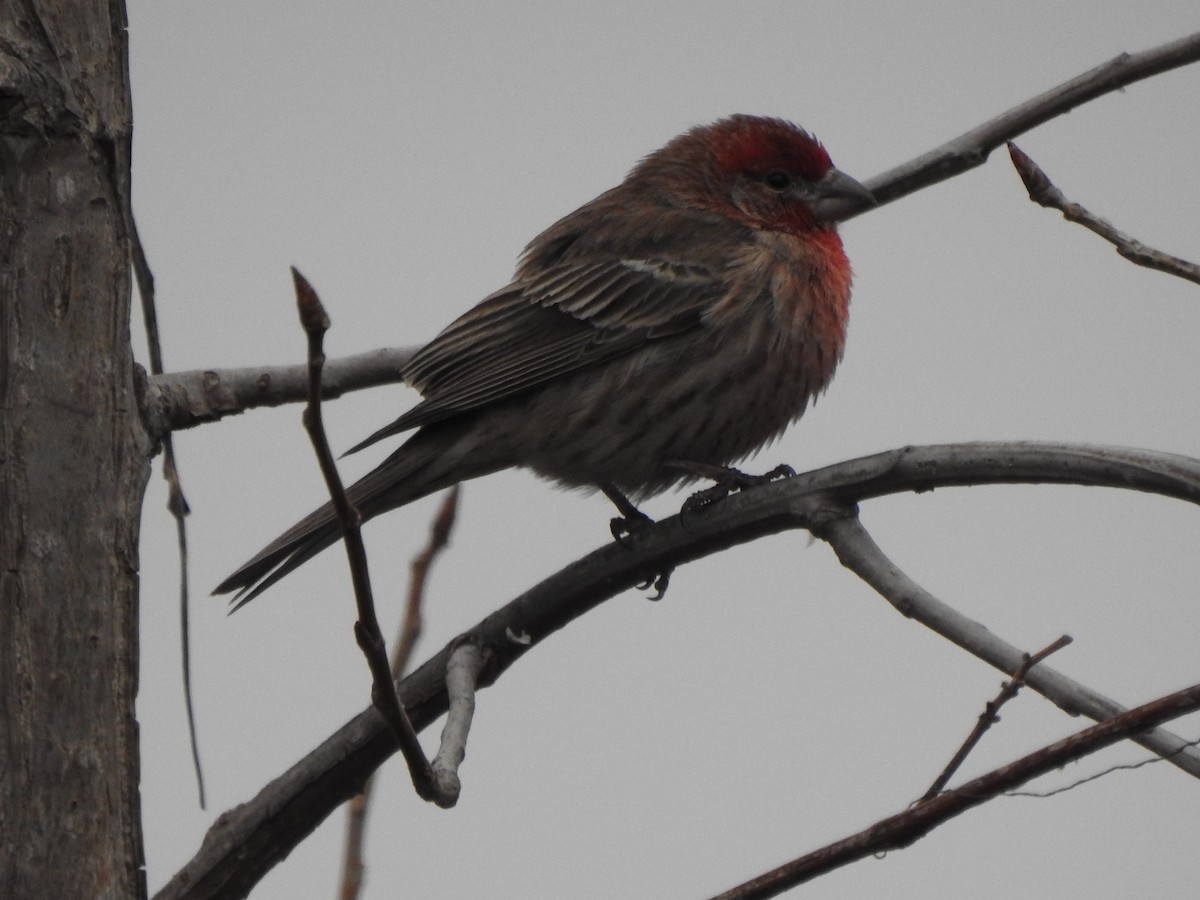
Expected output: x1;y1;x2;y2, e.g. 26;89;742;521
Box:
216;114;871;606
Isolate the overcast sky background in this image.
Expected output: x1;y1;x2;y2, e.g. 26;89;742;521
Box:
126;4;1200;898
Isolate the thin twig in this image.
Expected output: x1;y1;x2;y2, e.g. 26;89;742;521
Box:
859;31;1200;211
338;791;368;900
291;268;449;807
394;487;460;681
169;471;205;809
1008;733;1200;798
921;634;1073;801
338;486;461;900
707;682;1200;900
124;185;206;807
1008;142;1200;285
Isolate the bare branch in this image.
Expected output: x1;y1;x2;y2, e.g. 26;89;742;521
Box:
1008;142;1200;285
143;346;418;438
429;641;487;803
815;514;1200;778
157;440;1200;900
707;682;1200;900
859;31;1200;212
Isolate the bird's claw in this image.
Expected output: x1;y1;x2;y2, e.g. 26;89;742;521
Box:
603;484;671;597
682;463;795;514
610;508;655;546
759;463;797;482
635;566;673;600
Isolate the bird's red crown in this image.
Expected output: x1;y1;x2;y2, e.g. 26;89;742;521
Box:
704;114;833;183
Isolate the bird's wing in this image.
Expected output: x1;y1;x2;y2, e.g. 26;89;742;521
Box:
345;255;729;454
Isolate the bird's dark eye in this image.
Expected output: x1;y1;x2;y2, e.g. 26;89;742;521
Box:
763;170;790;191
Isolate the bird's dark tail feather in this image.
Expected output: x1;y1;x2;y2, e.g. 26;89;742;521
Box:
214;508;347;611
213;427;474;609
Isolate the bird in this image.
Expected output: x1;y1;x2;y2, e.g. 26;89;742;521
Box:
215;114;872;607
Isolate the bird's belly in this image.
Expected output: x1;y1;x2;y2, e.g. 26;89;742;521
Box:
495;319;832;499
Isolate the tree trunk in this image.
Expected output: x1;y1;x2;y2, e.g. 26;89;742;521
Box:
0;2;148;897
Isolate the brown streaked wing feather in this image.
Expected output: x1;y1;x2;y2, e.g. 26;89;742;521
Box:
529;259;720;328
347;256;726;452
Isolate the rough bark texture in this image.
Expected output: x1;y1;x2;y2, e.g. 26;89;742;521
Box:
0;2;149;897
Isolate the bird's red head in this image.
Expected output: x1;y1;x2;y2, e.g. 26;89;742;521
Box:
633;114;866;234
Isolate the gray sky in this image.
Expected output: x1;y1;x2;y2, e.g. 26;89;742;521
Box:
129;4;1200;898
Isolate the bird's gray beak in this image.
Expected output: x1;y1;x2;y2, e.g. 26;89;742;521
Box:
810;168;875;223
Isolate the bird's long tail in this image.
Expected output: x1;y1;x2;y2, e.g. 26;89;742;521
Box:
214;424;485;609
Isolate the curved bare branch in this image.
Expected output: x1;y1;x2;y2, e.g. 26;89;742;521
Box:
156;440;1200;900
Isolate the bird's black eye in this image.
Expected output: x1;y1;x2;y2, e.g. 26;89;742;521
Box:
763;170;790;191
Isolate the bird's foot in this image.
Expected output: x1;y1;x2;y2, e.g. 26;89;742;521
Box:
603;483;655;546
676;462;796;514
602;482;673;599
610;508;655;545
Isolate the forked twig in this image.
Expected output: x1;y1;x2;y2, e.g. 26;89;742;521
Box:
292;268;451;807
921;635;1073;801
